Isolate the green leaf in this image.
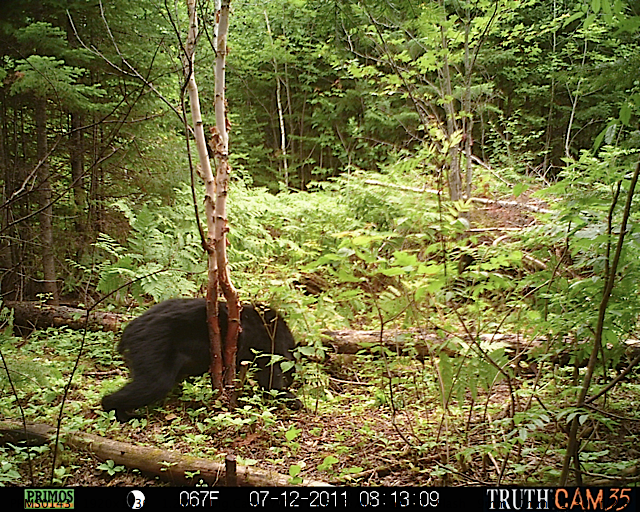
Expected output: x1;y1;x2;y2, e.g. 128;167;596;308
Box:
563;11;585;27
391;251;418;267
318;455;339;471
285;426;301;442
297;346;317;357
583;14;597;28
379;267;409;276
619;102;631;126
519;428;528;442
513;183;529;198
337;269;362;283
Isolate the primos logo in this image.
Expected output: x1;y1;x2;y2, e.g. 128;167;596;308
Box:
24;489;75;509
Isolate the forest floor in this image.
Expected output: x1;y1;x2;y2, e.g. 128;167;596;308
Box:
7;201;640;487
14;368;640;488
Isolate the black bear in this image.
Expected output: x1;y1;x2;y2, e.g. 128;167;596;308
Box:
102;298;299;421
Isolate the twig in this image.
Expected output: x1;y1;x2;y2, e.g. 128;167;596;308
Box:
585;352;640;405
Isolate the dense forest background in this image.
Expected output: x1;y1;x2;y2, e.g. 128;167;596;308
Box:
1;0;639;488
1;0;638;303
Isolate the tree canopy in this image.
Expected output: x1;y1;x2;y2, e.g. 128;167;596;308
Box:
1;0;639;488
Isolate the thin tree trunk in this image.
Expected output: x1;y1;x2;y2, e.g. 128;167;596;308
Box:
542;80;556;173
89;112;102;234
299;90;307;188
213;0;241;392
264;11;288;188
439;25;461;201
542;0;558;174
559;162;640;485
184;0;239;398
184;0;223;394
35;97;58;305
463;16;473;199
1;103;25;300
0;88;14;298
67;16;87;245
276;75;288;187
69;113;86;242
565;79;581;160
565;38;588;159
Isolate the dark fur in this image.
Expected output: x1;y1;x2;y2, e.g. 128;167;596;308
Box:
102;299;298;421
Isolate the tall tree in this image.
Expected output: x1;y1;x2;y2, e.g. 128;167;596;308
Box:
34;95;58;303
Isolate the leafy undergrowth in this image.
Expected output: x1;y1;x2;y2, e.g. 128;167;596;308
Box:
4;159;640;487
2;325;639;487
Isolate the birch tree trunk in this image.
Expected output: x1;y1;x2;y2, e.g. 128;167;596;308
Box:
183;0;223;393
264;11;288;188
213;0;241;392
183;0;239;397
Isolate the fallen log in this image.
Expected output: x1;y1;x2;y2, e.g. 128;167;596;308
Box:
5;301;126;333
322;329;540;359
363;179;553;214
0;421;329;487
322;330;640;371
5;302;638;367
